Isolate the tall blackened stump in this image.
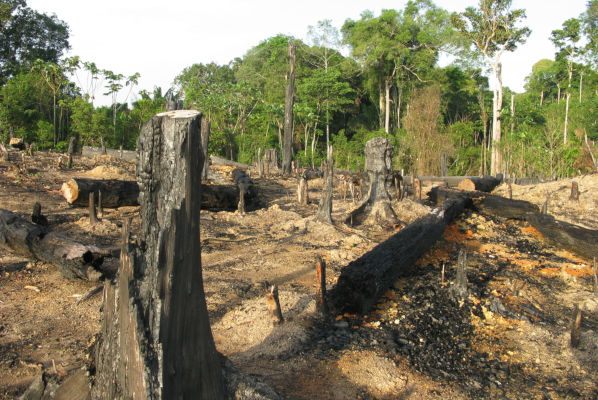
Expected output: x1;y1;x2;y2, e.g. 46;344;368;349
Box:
91;110;224;399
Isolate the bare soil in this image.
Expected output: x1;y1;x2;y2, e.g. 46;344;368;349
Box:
1;151;597;399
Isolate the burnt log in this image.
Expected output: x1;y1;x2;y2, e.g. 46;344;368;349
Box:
209;155;251;169
457;175;501;192
525;212;598;262
328;197;466;315
0;209;106;280
429;187;539;220
91;110;225;398
60;178;140;208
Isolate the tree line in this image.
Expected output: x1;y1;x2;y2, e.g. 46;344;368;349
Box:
1;0;597;178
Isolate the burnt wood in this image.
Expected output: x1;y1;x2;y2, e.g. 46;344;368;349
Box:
0;209;105;280
60;178;140;208
328;197;466;315
91;110;224;399
457;175;501;192
525;212;598;262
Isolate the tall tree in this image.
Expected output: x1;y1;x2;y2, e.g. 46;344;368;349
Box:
552;18;583;144
452;0;530;175
0;0;69;85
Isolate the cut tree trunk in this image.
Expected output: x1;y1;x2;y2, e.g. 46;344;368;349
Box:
345;137;397;226
457;175;501;192
91;109;225;399
60;178;140;208
0;209;107;280
328;197;466;314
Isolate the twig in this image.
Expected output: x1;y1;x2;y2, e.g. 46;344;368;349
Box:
75;285;103;305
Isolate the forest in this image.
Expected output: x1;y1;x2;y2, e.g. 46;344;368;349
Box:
1;0;597;178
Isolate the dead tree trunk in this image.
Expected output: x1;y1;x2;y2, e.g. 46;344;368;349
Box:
345;137;396;226
328;197;466;314
298;173;309;205
282;40;295;175
315;147;333;223
263;149;279;176
91;110;225;399
0;209;106;280
232;168;255;214
60;178;140;208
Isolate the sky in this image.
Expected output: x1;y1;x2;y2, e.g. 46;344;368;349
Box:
26;0;590;107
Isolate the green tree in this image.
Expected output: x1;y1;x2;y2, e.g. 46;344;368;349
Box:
31;59;67;145
0;0;70;84
451;0;530;175
103;69;140;147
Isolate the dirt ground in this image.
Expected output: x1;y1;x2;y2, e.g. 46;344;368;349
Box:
1;151;597;399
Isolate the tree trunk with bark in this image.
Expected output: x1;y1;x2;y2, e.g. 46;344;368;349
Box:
91;110;225;399
345;137;396;226
315;147;334;223
457;175;501;192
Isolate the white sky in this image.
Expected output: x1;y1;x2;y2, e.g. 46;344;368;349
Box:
26;0;589;107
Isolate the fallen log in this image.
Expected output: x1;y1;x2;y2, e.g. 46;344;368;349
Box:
60;178;140;208
429;187;539;220
209;155;251;169
457;175;501;192
60;177;257;211
429;187;597;262
328;197;466;315
0;209;107;280
525;213;598;261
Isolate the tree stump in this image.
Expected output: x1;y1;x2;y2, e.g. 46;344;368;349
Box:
569;181;579;201
298;172;309;205
91;110;225;399
315;147;333;223
345;137;397;226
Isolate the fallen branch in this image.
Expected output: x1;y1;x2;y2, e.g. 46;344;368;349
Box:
0;209;107;280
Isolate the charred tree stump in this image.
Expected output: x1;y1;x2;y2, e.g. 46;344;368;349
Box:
0;209;106;280
541;192;550;214
569;181;579;201
91;110;225;399
457;175;501;192
67;136;76;168
315;147;334;223
345;137;397;226
97;190;104;218
506;182;512;199
315;257;327;315
328;197;466;314
31;202;48;227
265;283;284;325
60;178;140;208
450;249;468;301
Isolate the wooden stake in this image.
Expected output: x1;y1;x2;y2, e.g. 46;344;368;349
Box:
316;257;327;315
569;181;579;201
97;190;103;218
593;258;597;295
570;306;582;348
89;192;97;225
541;192;550;214
414;177;422;201
441;263;445;285
265;283;284;325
